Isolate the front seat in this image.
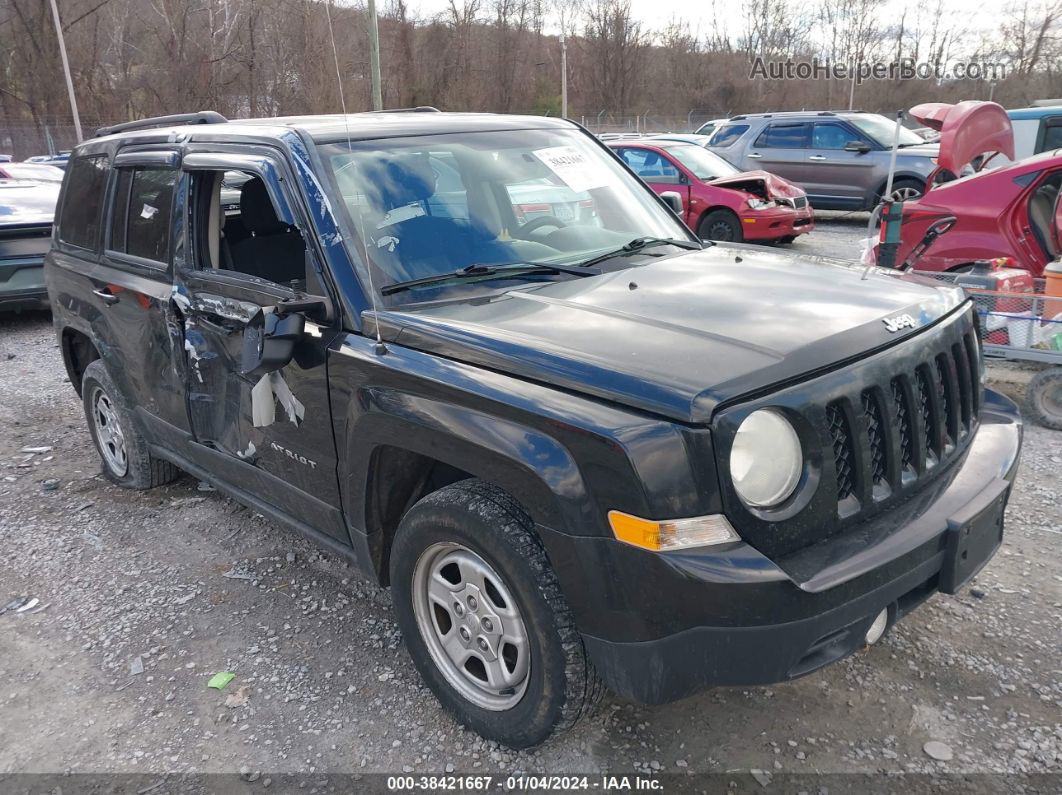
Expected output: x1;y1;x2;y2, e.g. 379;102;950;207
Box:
228;178;305;284
357;154;481;281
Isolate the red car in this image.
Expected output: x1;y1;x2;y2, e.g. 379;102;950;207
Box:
885;101;1061;276
607;140;815;243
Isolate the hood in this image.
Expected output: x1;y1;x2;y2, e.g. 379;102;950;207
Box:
710;170;805;200
893;142;941;158
373;247;967;423
910;101;1013;174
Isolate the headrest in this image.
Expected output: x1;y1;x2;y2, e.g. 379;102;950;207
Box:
240;177;287;235
358;153;437;211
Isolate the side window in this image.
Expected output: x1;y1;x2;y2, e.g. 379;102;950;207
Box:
107;167;177;263
754;123;810;149
58;155;108;250
708;124;749;147
811;123;863;150
1040;118;1062;153
191;170;309;291
619;149;681;183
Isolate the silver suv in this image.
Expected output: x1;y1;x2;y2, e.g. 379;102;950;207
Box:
706;111;940;211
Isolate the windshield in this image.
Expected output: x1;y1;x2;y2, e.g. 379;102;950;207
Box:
658;144;740;180
317;128;691;303
848;115;926;147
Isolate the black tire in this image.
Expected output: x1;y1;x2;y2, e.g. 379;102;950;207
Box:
777;235;797;245
81;360;180;489
877;177;924;205
697;209;743;243
1024;368;1062;430
390;479;602;748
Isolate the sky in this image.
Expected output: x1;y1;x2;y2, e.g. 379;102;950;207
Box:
403;0;994;49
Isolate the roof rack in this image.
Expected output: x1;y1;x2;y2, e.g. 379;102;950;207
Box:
366;106;441;114
94;111;228;139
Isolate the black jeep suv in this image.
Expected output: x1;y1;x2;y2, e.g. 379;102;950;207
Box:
45;110;1022;748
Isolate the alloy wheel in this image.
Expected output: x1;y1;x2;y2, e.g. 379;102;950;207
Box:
91;386;128;477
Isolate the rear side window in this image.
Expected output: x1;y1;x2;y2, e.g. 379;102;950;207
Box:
58;155;108;249
708;124;749;147
1039;118;1062;153
754;123;810;148
108;167;177;263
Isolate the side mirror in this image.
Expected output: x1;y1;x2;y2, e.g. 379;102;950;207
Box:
660;191;684;214
241;308;305;377
844;141;872;154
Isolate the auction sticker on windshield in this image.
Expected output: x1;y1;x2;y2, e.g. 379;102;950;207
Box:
532;146;611;193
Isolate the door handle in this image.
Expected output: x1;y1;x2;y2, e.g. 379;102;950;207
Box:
808;155;827;161
93;287;120;306
747;153;762;159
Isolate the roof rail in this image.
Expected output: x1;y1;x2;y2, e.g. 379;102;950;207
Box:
366;106;441;114
94;111;228;139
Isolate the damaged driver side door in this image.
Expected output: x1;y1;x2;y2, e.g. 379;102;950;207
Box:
174;152;347;543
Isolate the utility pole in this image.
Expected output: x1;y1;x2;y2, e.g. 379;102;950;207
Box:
367;0;383;111
560;32;568;118
48;0;82;142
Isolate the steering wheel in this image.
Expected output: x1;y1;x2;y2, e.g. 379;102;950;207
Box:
517;216;568;236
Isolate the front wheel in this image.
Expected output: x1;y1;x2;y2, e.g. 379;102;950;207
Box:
390;480;602;748
697;209;743;243
877;178;924;205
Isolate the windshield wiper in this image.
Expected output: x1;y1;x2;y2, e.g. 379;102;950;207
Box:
579;236;704;270
381;262;600;296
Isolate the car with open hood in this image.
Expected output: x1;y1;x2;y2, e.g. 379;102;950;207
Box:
880;101;1062;276
1;177;60;311
608;139;814;243
45;109;1021;749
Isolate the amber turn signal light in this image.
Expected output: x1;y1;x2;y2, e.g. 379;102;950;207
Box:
607;511;740;552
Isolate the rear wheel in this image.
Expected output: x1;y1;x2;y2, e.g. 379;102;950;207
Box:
81;360;180;489
390;480;602;748
1024;368;1062;430
698;209;743;243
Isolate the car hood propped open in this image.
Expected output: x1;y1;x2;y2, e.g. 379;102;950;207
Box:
910;100;1014;174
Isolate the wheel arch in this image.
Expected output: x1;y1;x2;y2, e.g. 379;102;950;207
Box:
346;409;588;586
60;327;100;396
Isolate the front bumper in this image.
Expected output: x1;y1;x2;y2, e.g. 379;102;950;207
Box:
741;205;815;240
540;389;1021;704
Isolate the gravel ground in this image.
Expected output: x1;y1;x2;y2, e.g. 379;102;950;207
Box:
1;218;1059;792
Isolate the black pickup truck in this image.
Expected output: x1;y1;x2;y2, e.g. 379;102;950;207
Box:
44;110;1022;748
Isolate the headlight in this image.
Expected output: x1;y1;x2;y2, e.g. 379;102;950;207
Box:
730;409;802;508
746;198;775;210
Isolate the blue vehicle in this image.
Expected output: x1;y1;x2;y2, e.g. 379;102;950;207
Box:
1007;106;1062;162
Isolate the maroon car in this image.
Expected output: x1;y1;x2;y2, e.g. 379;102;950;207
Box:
884;101;1062;277
608;141;815;244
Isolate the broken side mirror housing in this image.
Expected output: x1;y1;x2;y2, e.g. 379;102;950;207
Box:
844;141;872;154
660;191;684;214
241;309;305;378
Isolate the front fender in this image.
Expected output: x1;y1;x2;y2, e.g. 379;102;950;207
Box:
345;393;589;535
